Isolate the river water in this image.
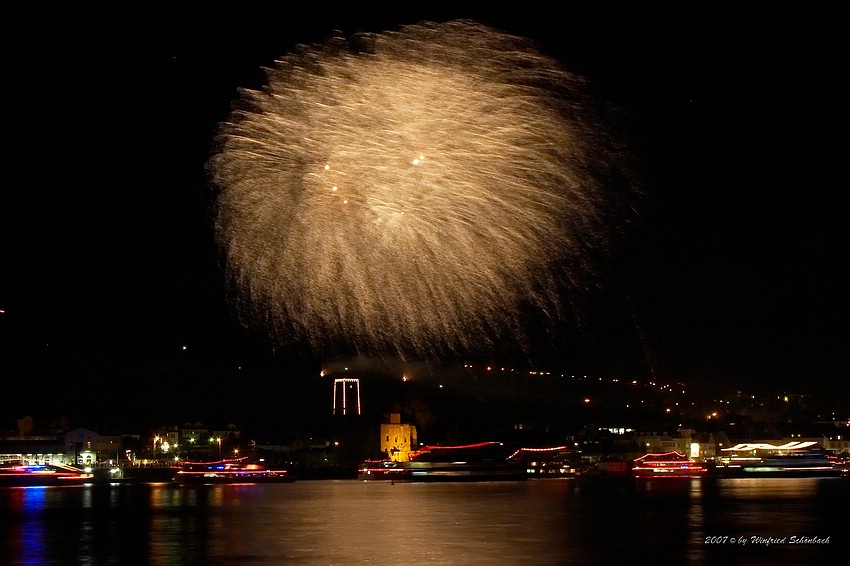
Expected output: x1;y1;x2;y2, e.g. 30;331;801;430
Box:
1;476;846;565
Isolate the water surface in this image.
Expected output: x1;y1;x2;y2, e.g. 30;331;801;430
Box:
2;477;846;565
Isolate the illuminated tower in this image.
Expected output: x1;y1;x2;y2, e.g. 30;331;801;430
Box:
332;378;361;416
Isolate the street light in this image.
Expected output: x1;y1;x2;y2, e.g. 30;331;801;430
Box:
217;437;222;459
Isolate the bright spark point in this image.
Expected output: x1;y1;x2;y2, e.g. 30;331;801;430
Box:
209;20;637;360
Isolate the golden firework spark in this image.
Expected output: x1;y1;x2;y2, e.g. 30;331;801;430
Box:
209;20;637;360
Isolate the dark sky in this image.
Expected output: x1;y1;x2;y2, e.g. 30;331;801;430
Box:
1;4;847;416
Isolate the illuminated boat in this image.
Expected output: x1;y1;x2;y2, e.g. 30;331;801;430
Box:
631;451;708;477
174;457;294;484
0;460;94;487
506;446;579;478
358;442;527;482
93;465;179;484
717;442;845;478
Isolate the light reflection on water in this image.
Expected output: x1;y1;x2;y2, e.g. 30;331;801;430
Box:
0;477;846;565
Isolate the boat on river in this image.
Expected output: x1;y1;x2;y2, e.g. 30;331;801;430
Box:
631;451;708;477
358;441;526;482
174;456;294;484
0;460;94;487
717;442;845;478
506;446;579;478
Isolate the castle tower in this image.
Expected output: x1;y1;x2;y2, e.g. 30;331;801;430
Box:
380;413;418;461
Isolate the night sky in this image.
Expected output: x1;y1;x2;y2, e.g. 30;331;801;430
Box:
1;4;847;422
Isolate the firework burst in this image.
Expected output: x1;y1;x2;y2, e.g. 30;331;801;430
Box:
208;20;637;361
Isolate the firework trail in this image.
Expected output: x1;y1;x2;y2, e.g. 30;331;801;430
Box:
209;20;637;361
